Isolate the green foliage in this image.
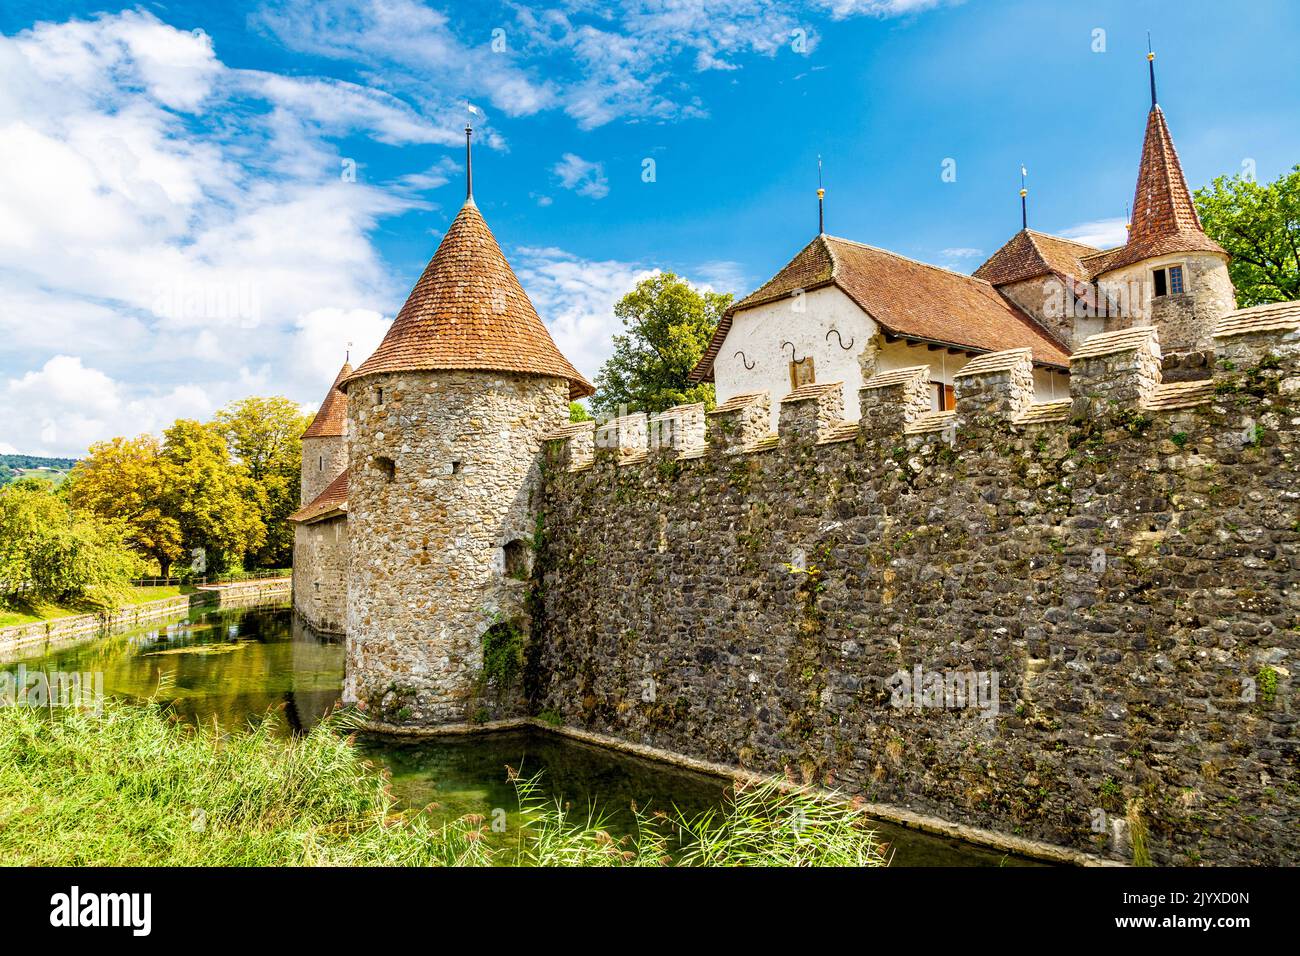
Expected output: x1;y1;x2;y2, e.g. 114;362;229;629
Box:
1195;164;1300;306
1257;665;1279;705
162;420;267;574
0;454;77;488
480;618;526;698
510;773;888;867
591;271;730;418
0;481;143;609
211;396;313;568
0;700;887;867
568;401;591;423
68;435;184;576
0;701;486;866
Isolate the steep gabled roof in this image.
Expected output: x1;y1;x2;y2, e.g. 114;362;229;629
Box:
302;361;352;439
690;233;1070;382
344;199;593;399
287;468;348;525
1088;106;1225;277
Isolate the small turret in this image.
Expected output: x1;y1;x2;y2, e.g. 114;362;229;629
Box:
1091;46;1235;366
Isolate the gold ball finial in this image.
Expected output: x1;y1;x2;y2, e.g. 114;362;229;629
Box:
1147;51;1155;61
817;188;825;199
1019;188;1028;198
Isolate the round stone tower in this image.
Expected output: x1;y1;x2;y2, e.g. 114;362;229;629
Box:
339;129;592;727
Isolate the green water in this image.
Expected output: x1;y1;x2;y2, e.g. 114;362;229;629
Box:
8;603;1046;867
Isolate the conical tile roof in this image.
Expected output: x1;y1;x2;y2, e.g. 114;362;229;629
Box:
344;199;593;398
1089;106;1225;276
301;361;352;438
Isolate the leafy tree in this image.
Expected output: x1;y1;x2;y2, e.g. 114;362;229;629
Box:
211;397;312;567
0;481;142;608
68;436;184;576
161;420;265;574
568;402;591;423
1195;164;1300;306
590;272;730;418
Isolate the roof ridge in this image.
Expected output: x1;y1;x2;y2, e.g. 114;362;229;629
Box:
823;234;996;285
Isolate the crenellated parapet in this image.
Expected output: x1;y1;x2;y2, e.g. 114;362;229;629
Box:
543;311;1300;474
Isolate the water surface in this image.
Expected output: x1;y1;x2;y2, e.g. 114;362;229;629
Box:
10;603;1046;867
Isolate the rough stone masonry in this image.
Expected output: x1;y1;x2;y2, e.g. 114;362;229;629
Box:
533;315;1299;866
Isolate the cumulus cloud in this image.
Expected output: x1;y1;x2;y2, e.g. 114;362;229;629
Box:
0;10;454;456
552;153;610;199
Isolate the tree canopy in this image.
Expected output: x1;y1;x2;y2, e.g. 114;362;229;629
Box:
590;272;730;418
1195;164;1300;307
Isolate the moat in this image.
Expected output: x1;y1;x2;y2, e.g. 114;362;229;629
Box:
6;602;1044;866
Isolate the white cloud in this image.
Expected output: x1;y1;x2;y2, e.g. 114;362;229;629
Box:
941;247;983;259
257;0;944;131
514;247;740;384
552;153;610;199
0;10;458;456
1059;217;1128;250
2;356;214;458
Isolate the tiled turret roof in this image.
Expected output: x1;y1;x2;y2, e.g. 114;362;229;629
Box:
301;361;352;439
343;199;593;399
1086;106;1225;277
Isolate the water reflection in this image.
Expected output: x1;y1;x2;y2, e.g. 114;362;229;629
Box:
13;604;343;734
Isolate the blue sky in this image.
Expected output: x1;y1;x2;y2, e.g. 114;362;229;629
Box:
1;0;1297;456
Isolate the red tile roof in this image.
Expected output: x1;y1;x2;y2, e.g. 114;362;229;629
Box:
974;229;1108;320
344;199;594;399
287;468;348;524
690;234;1070;382
301;361;352;438
1086;106;1225;277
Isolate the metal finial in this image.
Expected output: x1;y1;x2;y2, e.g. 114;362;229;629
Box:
1147;33;1157;108
465;123;473;200
1019;164;1028;230
817;155;825;234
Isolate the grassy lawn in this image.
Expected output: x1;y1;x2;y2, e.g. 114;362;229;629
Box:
0;584;198;628
0;701;887;867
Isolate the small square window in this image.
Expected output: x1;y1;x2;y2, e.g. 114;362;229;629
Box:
1168;265;1184;294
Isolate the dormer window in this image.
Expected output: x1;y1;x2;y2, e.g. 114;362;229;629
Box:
1152;264;1185;298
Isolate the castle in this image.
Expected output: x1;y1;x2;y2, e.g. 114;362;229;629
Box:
288;59;1298;864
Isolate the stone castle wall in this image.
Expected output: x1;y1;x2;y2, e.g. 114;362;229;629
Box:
291;516;348;634
533;322;1300;865
345;370;569;725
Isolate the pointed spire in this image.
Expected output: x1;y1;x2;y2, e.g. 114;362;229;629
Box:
1088;49;1225;276
816;155;825;234
343;201;593;398
303;359;353;438
1019;164;1028;230
1147;33;1158;108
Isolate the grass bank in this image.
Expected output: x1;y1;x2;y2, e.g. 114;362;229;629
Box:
0;702;887;867
0;585;197;628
